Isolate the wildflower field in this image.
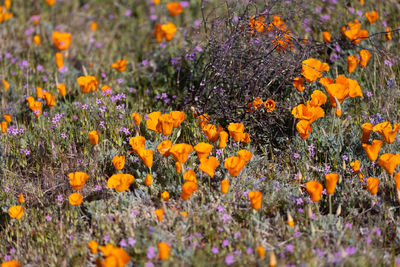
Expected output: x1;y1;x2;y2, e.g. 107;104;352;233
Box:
1;0;400;266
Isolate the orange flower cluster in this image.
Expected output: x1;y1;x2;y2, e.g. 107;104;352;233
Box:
77;75;98;93
0;3;14;24
246;97;276;113
146;111;185;136
1;114;11;134
292;90;326;139
26;96;42;117
98;244;130;266
365;11;379;24
154;22;177;42
129;136;153;168
341;19;369;45
224;150;252;177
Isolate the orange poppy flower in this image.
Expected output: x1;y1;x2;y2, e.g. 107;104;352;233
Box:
33;35;41;45
248;191;262;210
202;124;219;142
175;161;182;173
373;121;400;144
131;112;141;126
227;123;245;142
170;143;193;164
359;49;371;68
101;85;111;96
4;114;11;123
55;52;63;69
45;0;56;6
325;173;339;195
241;132;251;143
18;193;25;204
145;174;153;186
146;111;162;132
3;80;10;91
264;99;276;112
170;111;185;128
378;153;400;175
36;86;44;99
347;56;358;73
161;22;177;42
77;76;98;93
180;211;188;218
8;205;23;219
157;113;174;136
158;242;171;261
257;246;265;259
296;120;312;140
219;131;229;148
181;181;197;200
129;136;146;154
292;104;324;123
1;260;20;267
1;121;7;133
52;31;72;51
155;209;164;222
342;19;369;44
68;172;89;191
107;173;135;192
43;92;56;108
167;2;183;17
362;140;383;162
293;77;305;92
246;97;263;112
365;11;379;24
88;130;99;146
385;27;392;40
90;21;97;31
57;84;66;97
138;148;154;168
224;156;246;177
366;177;379;195
309;90;327;107
184;170;197;183
153;24;164;43
321;75;363;107
112;155;125;170
301;58;329;83
111;59;127;72
161;191;170;201
350;160;361;173
199;156;219;178
237;149;252;163
68;192;83;206
305;181;323;202
99;244;130;267
220;179;229;194
194;142;213;159
361;122;373;143
31;101;42;117
157;140;173;157
88;240;98;254
322;31;331;42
